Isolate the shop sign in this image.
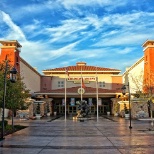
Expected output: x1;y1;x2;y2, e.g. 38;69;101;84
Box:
68;77;96;83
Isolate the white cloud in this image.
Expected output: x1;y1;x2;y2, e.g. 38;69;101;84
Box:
57;0;127;9
116;47;135;54
1;11;26;41
44;19;89;43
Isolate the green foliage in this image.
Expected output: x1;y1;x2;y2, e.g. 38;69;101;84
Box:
36;103;40;114
106;105;110;112
0;120;8;128
114;103;119;113
47;103;50;113
5;125;12;131
0;62;30;110
54;103;57;112
124;103;129;114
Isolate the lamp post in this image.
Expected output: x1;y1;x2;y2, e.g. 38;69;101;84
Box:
121;82;132;129
10;67;17;132
0;62;17;140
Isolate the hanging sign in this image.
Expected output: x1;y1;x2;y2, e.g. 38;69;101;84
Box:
78;88;85;94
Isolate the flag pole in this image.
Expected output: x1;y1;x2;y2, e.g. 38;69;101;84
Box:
96;66;98;121
81;66;82;101
64;67;67;121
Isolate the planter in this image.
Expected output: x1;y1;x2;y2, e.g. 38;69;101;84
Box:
35;114;41;119
0;108;9;118
47;112;50;116
125;114;130;119
114;113;118;116
107;112;110;116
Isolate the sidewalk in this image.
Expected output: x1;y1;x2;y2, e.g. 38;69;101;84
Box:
0;115;154;154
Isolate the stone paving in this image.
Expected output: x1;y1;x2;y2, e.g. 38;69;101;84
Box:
0;116;154;154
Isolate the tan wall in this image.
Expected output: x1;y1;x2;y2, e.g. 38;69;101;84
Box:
20;60;41;93
123;58;144;94
51;73;121;90
112;75;123;90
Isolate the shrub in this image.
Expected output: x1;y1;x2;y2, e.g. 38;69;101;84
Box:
0;120;8;128
124;103;129;114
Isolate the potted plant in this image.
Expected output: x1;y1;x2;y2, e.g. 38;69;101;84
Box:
47;103;50;116
124;103;129;119
53;103;57;116
106;105;110;116
114;103;119;116
35;103;41;119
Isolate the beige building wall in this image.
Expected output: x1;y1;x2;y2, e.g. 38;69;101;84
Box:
51;73;115;90
20;58;41;93
123;57;144;93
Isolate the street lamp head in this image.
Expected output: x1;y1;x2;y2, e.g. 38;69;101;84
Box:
10;67;17;83
121;85;126;95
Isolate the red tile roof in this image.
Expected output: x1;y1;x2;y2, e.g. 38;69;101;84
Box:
43;65;120;73
36;86;121;94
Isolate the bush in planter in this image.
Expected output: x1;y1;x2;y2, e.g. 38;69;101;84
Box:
47;103;50;112
54;104;57;112
0;120;8;128
36;103;40;114
114;103;119;116
46;103;50;116
124;103;129;114
53;103;58;116
106;105;110;115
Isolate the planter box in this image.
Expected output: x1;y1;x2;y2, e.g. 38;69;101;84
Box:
54;112;57;116
107;112;110;116
125;114;130;119
35;114;41;119
47;112;50;116
0;108;9;118
114;113;118;116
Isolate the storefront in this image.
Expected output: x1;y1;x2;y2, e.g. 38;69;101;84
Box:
34;61;123;115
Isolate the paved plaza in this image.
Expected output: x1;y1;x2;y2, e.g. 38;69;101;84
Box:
0;116;154;154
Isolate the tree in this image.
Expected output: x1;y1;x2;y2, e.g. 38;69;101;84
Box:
128;70;154;99
0;62;30;115
129;70;154;117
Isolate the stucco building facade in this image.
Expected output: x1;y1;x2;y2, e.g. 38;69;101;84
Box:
1;39;153;117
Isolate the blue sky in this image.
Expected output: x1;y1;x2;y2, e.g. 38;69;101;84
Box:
0;0;154;74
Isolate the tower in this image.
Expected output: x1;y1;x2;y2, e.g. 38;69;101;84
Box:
0;40;22;72
142;40;154;91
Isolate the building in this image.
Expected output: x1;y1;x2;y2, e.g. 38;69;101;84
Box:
0;40;41;93
123;40;154;95
122;40;154;118
36;61;123;115
0;40;123;116
122;57;144;94
143;40;154;92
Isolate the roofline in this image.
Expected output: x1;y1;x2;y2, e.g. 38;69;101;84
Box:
42;70;121;73
142;39;154;47
0;40;22;47
122;56;144;76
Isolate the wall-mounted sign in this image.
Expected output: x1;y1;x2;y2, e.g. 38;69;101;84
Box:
78;88;85;94
68;77;96;83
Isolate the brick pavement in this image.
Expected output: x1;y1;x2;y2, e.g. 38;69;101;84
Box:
0;115;154;154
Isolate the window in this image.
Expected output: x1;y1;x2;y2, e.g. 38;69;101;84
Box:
99;81;105;87
58;81;64;87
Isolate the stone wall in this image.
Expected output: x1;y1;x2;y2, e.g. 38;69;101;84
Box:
131;101;149;118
